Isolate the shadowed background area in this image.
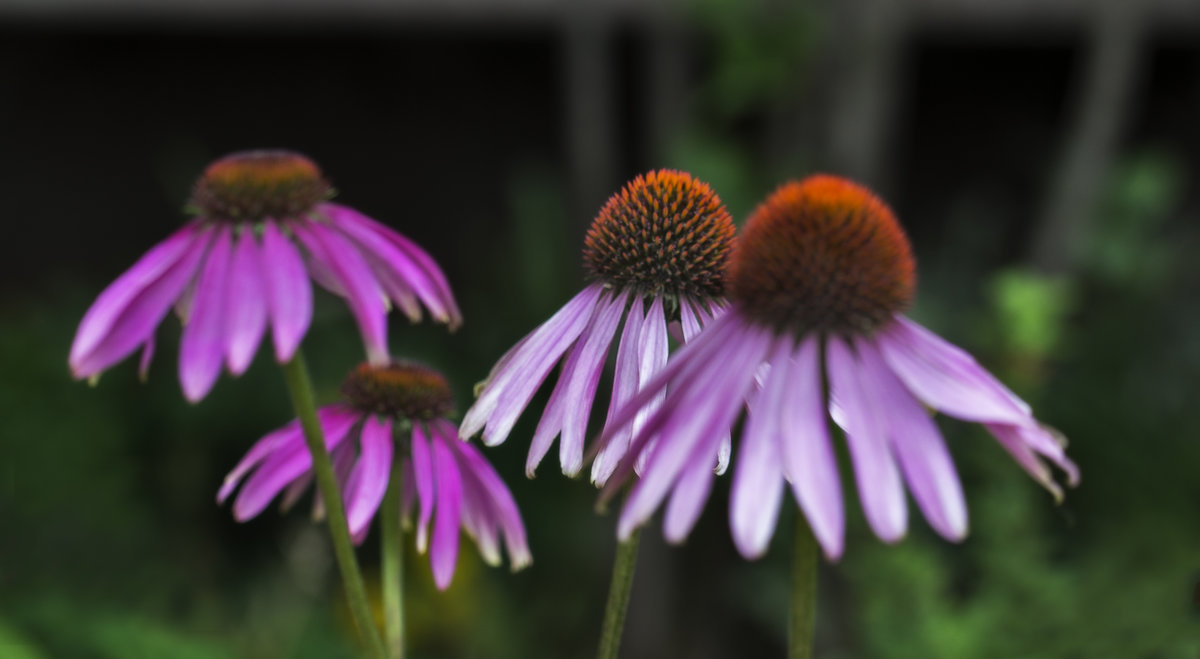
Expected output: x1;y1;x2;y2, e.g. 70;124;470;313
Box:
1;0;1198;657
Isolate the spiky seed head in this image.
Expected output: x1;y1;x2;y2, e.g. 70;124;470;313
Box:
730;174;915;336
189;150;332;222
583;170;736;300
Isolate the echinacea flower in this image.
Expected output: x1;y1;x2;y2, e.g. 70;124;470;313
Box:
596;174;1079;560
460;170;736;480
218;360;530;590
69;150;461;402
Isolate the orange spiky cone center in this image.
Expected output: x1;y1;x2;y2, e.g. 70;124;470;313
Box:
341;361;455;421
188;149;332;221
729;174;916;336
582;169;736;299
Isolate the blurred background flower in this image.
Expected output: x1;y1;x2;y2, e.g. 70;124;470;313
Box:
1;0;1198;657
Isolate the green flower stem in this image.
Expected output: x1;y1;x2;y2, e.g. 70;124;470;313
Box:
595;527;642;659
381;451;406;659
281;353;387;659
789;516;818;659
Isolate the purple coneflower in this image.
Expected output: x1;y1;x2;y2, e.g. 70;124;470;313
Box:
459;170;736;480
597;174;1080;560
218;360;530;590
69;150;461;402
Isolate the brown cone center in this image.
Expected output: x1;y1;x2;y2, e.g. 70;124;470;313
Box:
341;361;455;421
188;149;332;222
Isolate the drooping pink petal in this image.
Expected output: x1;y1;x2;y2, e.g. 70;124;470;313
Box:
730;335;792;559
322;202;462;329
662;448;717;543
224;228;269;375
218;416;305;503
678;297;703;342
430;434;464;590
460;284;604;446
289;220;388;365
71;224;214;379
617;318;772;541
592;298;645;484
279;471;314;512
411;424;436;553
779;336;844;560
439;421;531;570
860;339;967;541
179;224;235;402
631;296;669;473
260;221;312;363
316;441;360;522
232;409;361;521
137;334;155;381
986;423;1076;500
878;316;1030;426
558;289;628;476
827;336;908;543
344;415;395;537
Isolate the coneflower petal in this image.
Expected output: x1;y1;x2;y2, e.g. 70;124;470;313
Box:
345;415;394;537
592;297;645;485
260;221;312;363
430;436;464;590
411;424;436;553
180;225;235;402
224;228;268;375
559;289;628;476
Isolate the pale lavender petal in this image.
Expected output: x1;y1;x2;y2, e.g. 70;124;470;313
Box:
678;297;703;342
662;450;716;543
411;424;436;553
986;423;1077;500
878;316;1029;425
780;336;845;560
279;471;313;512
715;434;731;476
592;297;645;484
261;221;312;363
860;339;967;541
524;352;572;476
1014;424;1080;485
344;415;395;536
632;296;669;446
71;223;202;367
592;310;745;486
618;318;772;540
730;335;792;559
460;284;604;445
224;228;268;375
827;336;908;543
179;225;234;402
289;220;388;364
232;409;360;521
322;202;463;329
558;289;628;476
316;441;360;522
71;225;213;378
430;435;464;590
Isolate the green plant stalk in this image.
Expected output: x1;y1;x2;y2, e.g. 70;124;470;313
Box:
381;451;406;659
281;353;387;659
789;516;818;659
595;527;642;659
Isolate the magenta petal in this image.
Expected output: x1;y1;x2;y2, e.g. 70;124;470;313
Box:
592;298;645;484
137;334;155;381
218;418;305;503
827;337;908;543
411;424;436;552
617;318;771;540
224;229;269;375
632;296;669;455
878;316;1030;425
260;221;312;363
861;339;967;541
460;284;604;445
71;225;213;379
345;415;395;537
71;223;202;369
430;434;464;590
322;202;463;329
179;225;234;402
730;335;792;559
289;220;388;364
780;336;845;560
232;409;360;521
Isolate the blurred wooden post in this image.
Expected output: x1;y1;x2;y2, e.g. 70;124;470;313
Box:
563;8;619;240
1030;0;1146;274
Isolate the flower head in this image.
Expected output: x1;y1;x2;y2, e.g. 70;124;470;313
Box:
597;174;1079;560
70;150;462;402
460;170;736;480
219;360;530;590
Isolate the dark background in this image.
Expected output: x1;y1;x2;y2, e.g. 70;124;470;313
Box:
1;0;1198;657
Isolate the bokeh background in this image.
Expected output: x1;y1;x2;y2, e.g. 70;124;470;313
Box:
2;0;1199;657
